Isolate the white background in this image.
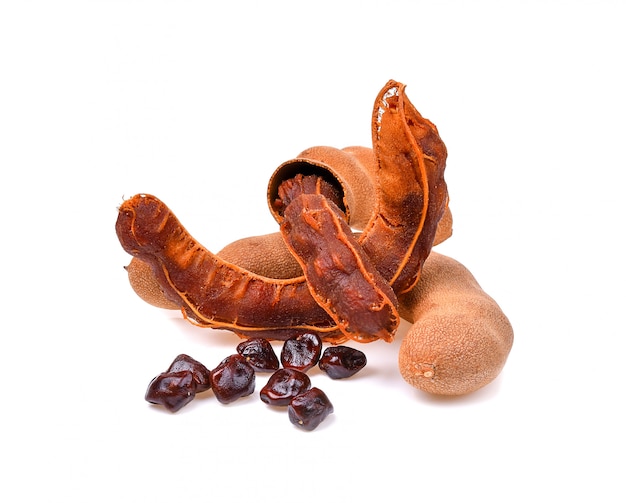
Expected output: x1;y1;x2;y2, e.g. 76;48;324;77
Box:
2;1;624;501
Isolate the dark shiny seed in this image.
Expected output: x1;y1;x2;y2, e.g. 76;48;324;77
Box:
260;368;311;406
280;333;322;372
209;354;256;404
318;346;367;379
145;371;197;413
236;338;280;372
288;387;334;431
167;354;211;392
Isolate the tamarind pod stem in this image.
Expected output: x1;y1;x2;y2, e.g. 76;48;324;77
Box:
362;80;449;295
280;192;399;343
116;193;346;342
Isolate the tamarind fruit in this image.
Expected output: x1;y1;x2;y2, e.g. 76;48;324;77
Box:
397;252;514;396
116;80;448;344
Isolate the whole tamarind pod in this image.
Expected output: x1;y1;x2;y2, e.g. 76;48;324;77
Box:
397;252;514;396
116;193;345;342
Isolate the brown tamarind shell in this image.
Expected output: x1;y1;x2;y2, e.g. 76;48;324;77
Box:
267;146;377;231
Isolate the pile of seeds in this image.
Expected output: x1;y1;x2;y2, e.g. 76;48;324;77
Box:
145;333;367;431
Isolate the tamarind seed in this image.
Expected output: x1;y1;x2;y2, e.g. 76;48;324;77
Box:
145;371;197;413
288;387;334;431
236;338;280;373
280;333;322;372
259;368;311;406
209;354;256;404
166;354;212;392
318;346;367;379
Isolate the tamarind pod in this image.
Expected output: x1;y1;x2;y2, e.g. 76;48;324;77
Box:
361;80;449;295
280;192;399;343
116;193;347;342
397;252;514;396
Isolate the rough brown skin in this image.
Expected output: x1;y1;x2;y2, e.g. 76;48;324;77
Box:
397;252;513;396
